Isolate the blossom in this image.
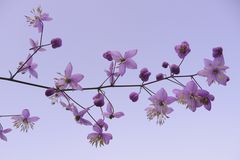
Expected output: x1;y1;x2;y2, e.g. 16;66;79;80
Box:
12;109;40;132
93;119;108;131
71;106;92;126
93;93;105;107
18;54;38;78
51;38;62;49
25;6;52;32
197;90;214;111
129;92;139;102
198;56;229;86
105;62;119;84
173;81;201;112
87;121;112;147
103;103;124;119
55;63;84;90
139;68;151;82
0;126;12;142
111;50;137;76
146;88;176;125
175;41;191;59
29;38;46;52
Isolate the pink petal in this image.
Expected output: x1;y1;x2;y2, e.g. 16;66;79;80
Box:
87;133;98;139
102;133;113;144
124;49;137;59
71;74;84;83
106;103;113;114
166;96;176;104
93;125;102;133
113;112;124;118
22;109;30;118
79;118;92;126
78;108;89;117
29;69;38;78
125;59;137;69
111;51;122;61
119;64;126;76
0;134;7;141
3;128;12;134
157;88;167;101
28;116;40;122
65;63;73;78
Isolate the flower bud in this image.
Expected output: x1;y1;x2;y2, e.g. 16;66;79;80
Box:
175;41;191;59
129;92;139;102
103;51;113;61
51;38;62;49
93;93;105;107
212;47;223;58
170;64;180;74
162;61;169;68
156;73;164;81
139;68;151;82
45;88;55;97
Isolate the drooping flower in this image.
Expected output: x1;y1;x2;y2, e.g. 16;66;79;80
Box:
29;38;46;52
18;54;38;78
198;56;229;86
105;62;119;85
175;41;191;59
12;109;40;132
93;93;105;107
88;120;112;147
139;68;151;82
55;63;84;90
197;89;214;111
71;106;92;126
111;50;137;76
146;88;176;125
51;38;62;49
173;81;201;112
25;6;52;33
0;126;12;142
103;103;124;119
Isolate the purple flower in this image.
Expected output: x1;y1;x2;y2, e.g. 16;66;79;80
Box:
25;6;52;33
105;62;119;85
198;56;229;86
60;101;74;111
170;64;180;75
55;63;84;90
93;93;105;107
103;51;113;61
197;90;214;111
111;50;137;76
51;38;62;49
47;90;64;105
175;41;191;59
0;126;12;142
129;92;139;102
18;54;38;78
146;88;176;125
173;81;201;112
29;39;46;52
139;68;151;82
12;109;40;132
103;103;124;119
71;106;92;126
88;120;112;147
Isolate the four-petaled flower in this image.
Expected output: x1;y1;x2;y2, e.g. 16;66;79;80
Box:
0;126;12;142
103;103;124;119
87;121;112;147
18;54;38;78
71;106;92;126
198;56;229;86
55;63;84;90
146;88;176;125
111;50;137;76
12;109;40;132
25;6;52;32
29;38;46;52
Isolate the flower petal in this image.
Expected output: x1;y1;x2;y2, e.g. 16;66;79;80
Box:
65;63;73;78
124;49;137;59
111;51;122;61
22;109;30;118
125;59;137;69
113;112;124;118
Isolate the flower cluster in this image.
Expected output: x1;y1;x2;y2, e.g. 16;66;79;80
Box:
0;7;230;147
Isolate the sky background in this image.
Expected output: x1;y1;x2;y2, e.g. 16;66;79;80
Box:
0;0;240;159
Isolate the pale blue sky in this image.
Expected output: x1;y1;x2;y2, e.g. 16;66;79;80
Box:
0;0;240;159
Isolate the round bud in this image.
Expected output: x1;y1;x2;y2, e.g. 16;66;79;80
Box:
93;93;105;107
212;47;223;58
51;38;62;49
162;61;169;68
156;73;164;81
129;92;139;102
103;51;113;61
45;88;55;97
139;68;151;82
170;64;180;74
